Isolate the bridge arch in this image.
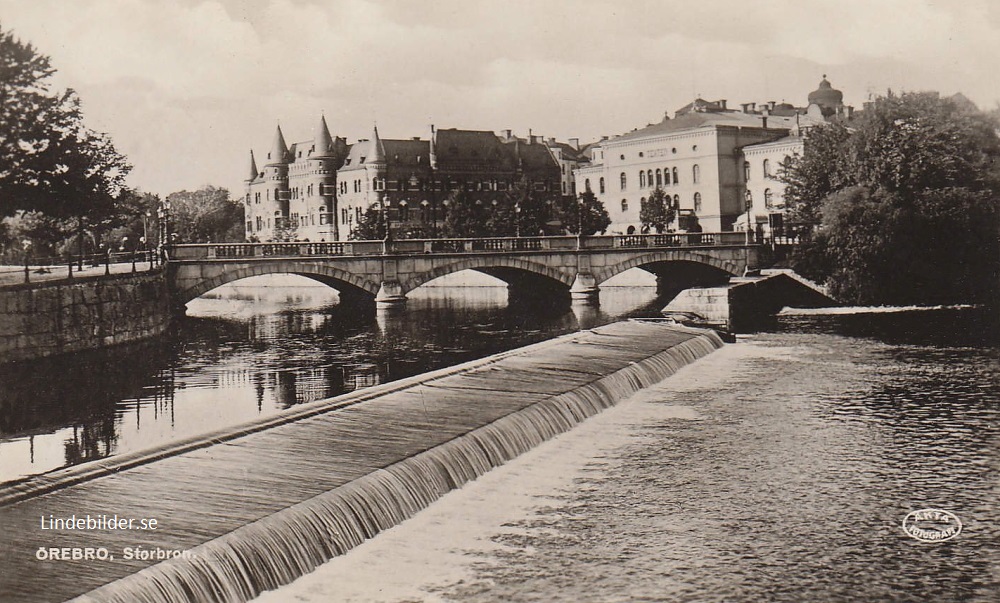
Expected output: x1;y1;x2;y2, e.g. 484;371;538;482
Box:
173;261;381;305
593;250;742;285
400;256;575;295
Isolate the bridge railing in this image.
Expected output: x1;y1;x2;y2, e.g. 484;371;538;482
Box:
170;232;752;260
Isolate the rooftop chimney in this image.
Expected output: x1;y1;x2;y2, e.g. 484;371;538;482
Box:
768;101;776;111
601;135;609;141
569;137;579;150
503;129;512;140
719;99;727;110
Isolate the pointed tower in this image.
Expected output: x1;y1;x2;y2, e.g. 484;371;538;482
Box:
368;124;387;166
315;115;334;157
429;124;438;170
267;124;289;165
246;150;258;182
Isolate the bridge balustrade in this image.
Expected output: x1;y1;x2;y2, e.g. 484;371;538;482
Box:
171;232;753;261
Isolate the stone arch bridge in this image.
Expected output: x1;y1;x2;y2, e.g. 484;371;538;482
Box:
167;233;760;307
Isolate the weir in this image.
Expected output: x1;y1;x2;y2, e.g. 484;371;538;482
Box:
0;321;723;603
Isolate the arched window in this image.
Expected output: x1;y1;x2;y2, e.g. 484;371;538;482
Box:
763;159;771;178
744;161;751;182
673;194;680;208
627;225;636;234
399;201;410;221
692;164;700;184
621;199;629;212
599;177;605;194
620;172;627;191
585;178;591;192
639;171;646;188
694;192;702;212
647;169;653;187
655;169;662;187
764;188;774;208
672;167;679;184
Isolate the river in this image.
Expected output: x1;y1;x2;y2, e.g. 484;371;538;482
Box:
255;305;999;603
1;274;997;601
0;272;664;484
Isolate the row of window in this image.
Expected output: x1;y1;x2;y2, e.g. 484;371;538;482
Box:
747;188;777;209
745;159;775;181
583;165;700;195
621;192;704;214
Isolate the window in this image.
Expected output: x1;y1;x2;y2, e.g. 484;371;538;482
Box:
764;188;774;209
640;171;646;188
355;206;362;222
256;216;262;230
763;159;771;178
694;192;702;212
672;167;679;185
585;178;591;192
655;169;662;187
673;194;680;208
693;164;700;184
621;199;628;212
599;177;605;194
743;161;751;182
341;208;348;224
620;172;627;191
399;202;410;221
247;220;252;233
647;169;653;187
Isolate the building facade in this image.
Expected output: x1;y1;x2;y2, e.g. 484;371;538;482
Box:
573;77;851;235
247;124;562;242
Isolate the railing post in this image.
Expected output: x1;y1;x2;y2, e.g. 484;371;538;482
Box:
24;258;29;283
67;257;73;279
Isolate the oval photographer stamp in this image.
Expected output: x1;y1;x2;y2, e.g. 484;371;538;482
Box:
902;509;962;543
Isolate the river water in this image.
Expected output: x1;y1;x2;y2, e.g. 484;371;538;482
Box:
1;274;997;602
255;305;998;603
0;273;664;484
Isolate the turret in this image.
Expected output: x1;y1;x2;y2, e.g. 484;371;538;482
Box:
429;124;437;170
315;115;334;157
368;124;386;166
246;150;258;181
266;124;289;165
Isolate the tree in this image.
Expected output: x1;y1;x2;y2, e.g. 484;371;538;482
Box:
639;186;675;233
348;203;386;240
778;123;852;226
441;189;493;238
0;24;130;222
165;186;243;243
781;92;1000;305
560;190;611;235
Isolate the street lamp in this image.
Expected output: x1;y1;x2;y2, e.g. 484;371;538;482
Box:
514;203;522;238
382;197;392;252
22;240;31;283
744;190;753;244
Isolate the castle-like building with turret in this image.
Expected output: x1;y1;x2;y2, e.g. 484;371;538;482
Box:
244;120;564;242
244;77;855;242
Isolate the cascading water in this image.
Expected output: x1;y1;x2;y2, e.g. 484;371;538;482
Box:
9;322;724;603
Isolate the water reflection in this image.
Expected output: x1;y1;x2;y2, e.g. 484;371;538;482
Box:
0;275;664;483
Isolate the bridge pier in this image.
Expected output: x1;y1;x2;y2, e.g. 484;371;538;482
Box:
375;280;407;307
570;272;600;304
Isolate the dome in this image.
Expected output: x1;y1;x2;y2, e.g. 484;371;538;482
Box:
808;75;843;110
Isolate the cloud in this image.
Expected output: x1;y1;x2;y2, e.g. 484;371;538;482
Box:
0;0;998;198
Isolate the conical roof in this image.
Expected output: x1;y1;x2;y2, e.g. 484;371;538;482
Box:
267;124;289;164
247;150;259;181
368;124;386;164
315;115;334;156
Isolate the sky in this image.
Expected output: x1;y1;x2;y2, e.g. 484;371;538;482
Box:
2;0;999;198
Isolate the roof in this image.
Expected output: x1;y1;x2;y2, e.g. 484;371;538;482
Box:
609;111;799;144
742;135;805;152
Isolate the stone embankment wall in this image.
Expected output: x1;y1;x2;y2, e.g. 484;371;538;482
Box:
0;272;172;364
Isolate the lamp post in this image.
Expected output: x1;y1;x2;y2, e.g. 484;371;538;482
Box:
744;190;753;244
515;203;521;238
382;196;392;253
22;240;31;283
420;199;430;236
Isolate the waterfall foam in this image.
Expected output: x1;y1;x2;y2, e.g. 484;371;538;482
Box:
70;327;722;603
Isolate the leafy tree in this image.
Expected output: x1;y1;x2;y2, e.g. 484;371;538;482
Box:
0;24;130;222
781;91;1000;305
639;186;675;233
441;189;493;238
550;190;611;235
778;123;852;226
165;186;243;243
348;203;386;240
